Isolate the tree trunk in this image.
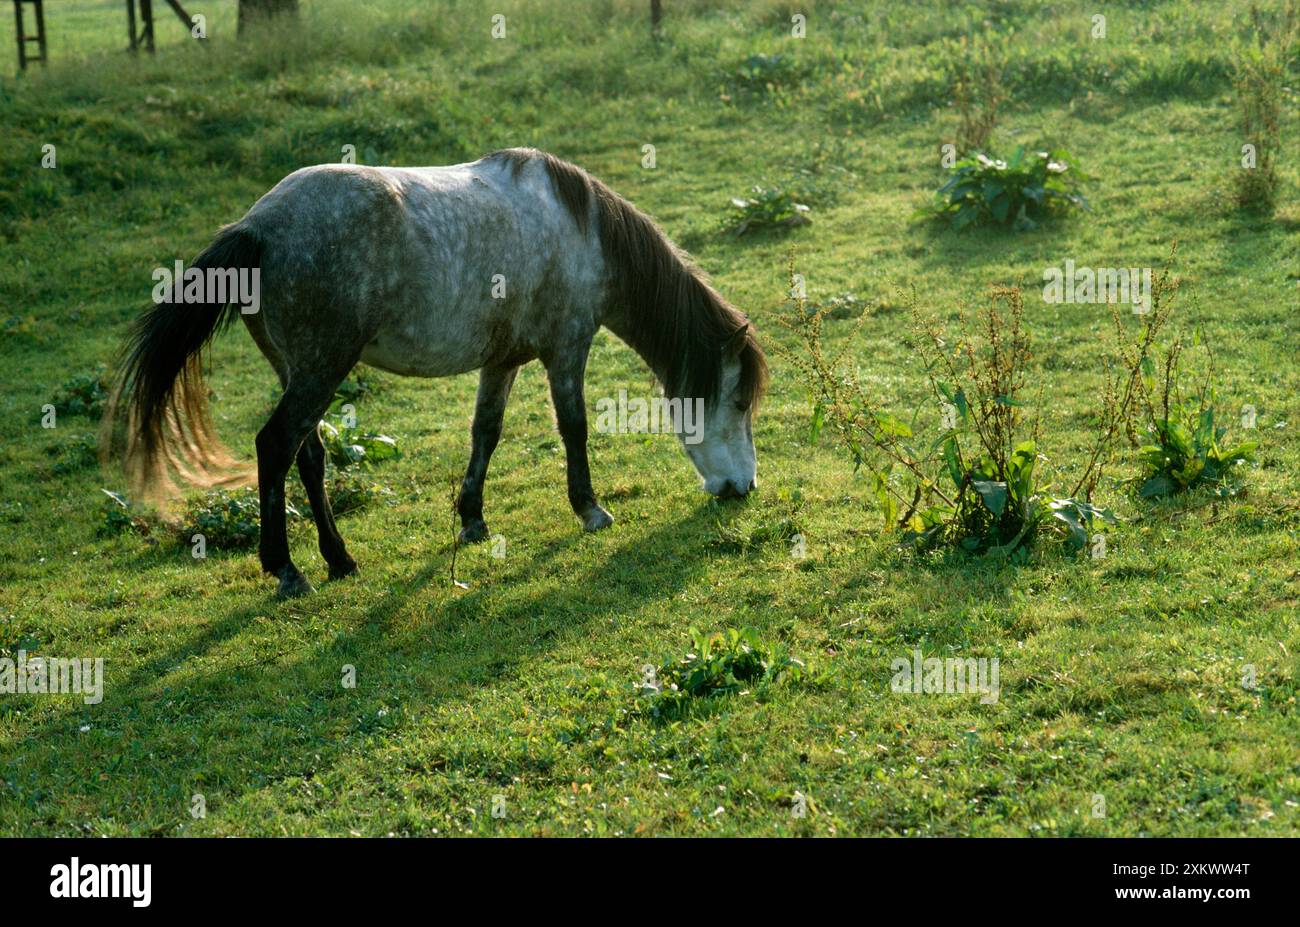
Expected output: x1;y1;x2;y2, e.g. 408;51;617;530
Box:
238;0;300;35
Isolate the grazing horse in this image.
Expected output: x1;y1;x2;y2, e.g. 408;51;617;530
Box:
104;148;768;597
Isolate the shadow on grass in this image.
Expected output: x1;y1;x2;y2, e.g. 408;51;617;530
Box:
1;509;722;834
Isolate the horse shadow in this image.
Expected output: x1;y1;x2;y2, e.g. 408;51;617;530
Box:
5;507;726;833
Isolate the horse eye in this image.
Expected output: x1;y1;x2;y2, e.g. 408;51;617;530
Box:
734;402;749;413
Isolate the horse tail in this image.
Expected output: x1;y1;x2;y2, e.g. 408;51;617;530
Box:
101;222;261;506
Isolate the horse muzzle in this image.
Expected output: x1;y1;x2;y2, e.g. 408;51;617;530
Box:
714;478;756;500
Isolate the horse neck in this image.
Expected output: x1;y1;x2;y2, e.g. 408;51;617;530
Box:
598;300;676;394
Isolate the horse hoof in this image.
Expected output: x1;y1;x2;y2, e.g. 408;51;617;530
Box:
581;506;615;533
458;520;490;544
328;558;359;581
276;568;315;599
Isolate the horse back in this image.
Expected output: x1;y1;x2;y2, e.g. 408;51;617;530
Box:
241;158;606;378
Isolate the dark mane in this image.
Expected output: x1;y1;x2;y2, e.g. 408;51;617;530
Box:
487;148;768;410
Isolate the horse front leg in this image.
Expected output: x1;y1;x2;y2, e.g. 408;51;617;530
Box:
457;363;519;543
543;350;614;533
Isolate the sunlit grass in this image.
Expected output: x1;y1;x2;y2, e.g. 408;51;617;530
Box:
0;0;1296;836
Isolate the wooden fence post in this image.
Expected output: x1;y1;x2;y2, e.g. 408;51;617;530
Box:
13;0;49;70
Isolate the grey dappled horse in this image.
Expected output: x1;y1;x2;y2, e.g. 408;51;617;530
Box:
104;149;768;597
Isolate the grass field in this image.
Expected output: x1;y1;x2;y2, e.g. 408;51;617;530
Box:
1;0;1298;836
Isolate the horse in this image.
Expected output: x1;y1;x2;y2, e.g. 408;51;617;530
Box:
103;148;768;598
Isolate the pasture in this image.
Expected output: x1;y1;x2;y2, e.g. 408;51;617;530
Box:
0;0;1297;836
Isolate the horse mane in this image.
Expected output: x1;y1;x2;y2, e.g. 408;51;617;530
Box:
486;148;768;410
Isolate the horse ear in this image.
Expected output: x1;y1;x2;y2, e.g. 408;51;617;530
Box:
723;322;750;358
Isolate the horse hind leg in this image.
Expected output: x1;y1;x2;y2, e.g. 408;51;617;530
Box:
298;426;357;579
457;363;519;543
256;362;357;598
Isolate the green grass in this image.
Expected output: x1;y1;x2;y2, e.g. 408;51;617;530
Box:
1;0;1298;836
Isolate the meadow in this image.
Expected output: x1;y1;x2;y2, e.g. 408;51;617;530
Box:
0;0;1297;836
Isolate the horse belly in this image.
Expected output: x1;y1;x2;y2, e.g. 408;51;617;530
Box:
358;322;486;378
